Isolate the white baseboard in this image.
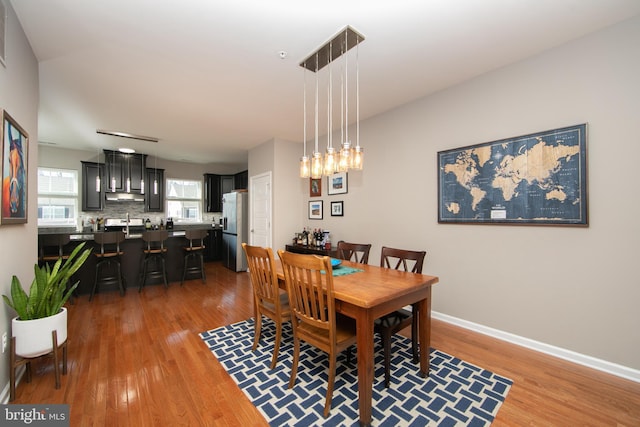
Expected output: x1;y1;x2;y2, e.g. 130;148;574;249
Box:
432;311;640;383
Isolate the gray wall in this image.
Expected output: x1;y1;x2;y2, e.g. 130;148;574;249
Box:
0;2;39;400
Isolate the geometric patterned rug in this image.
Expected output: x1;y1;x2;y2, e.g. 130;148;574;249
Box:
200;319;512;426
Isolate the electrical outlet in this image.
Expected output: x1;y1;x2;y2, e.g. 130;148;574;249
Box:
1;332;7;353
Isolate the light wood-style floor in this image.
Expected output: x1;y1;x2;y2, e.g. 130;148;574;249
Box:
9;261;640;426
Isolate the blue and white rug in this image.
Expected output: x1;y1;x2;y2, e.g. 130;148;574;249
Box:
200;319;512;426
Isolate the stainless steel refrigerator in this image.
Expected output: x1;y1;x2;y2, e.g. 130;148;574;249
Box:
222;191;248;272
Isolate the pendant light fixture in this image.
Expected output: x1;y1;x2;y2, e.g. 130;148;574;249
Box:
299;68;310;178
95;146;101;192
153;152;158;195
310;53;323;179
111;150;116;192
300;26;365;178
140;154;145;194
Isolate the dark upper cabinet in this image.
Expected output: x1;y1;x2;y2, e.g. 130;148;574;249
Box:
104;150;147;194
81;161;104;211
234;170;248;190
145;168;164;212
204;174;222;212
204;172;245;212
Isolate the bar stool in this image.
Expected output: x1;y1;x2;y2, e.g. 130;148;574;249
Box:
181;229;208;285
38;233;72;266
91;231;126;301
139;229;169;291
38;234;77;303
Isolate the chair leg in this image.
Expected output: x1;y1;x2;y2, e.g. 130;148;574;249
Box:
90;259;101;301
199;253;206;283
139;257;147;292
161;256;168;288
288;333;300;389
252;314;262;351
271;320;282;369
116;259;125;296
181;254;189;286
324;351;337;418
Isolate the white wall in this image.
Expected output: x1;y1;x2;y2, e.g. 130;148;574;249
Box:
293;16;640;370
0;2;39;397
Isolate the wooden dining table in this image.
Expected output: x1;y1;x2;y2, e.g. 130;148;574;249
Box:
275;258;439;426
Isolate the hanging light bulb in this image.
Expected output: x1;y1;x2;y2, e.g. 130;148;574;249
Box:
338;34;352;173
310;54;322;179
126;155;131;193
351;39;364;170
300;68;310;178
324;43;337;176
95;147;101;192
140;154;145;194
153;153;158;195
111;151;116;192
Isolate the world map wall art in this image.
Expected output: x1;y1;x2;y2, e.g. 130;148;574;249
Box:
437;124;587;226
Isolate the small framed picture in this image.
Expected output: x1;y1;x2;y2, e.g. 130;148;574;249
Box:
308;200;323;220
331;201;343;217
310;178;321;197
327;172;348;195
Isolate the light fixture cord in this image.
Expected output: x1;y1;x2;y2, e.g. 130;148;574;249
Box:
344;29;348;145
314;53;319;154
356;38;360;149
303;67;307;157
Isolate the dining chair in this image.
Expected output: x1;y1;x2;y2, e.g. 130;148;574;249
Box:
336;240;372;264
277;249;357;418
376;246;426;388
242;243;291;369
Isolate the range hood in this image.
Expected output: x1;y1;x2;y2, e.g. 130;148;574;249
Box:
105;192;145;202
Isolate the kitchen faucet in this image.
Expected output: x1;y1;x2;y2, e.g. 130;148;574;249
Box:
126;212;130;237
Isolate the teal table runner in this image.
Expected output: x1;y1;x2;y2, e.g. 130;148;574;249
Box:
323;266;363;276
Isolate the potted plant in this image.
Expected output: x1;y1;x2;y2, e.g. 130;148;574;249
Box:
2;242;91;357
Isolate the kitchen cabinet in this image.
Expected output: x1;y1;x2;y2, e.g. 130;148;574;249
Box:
204;174;222;212
234;170;248;190
204;173;244;212
204;227;223;261
145;168;164;212
81;161;104;211
104;150;147;194
204;174;233;212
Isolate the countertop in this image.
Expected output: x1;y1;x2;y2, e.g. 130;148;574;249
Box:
38;223;222;240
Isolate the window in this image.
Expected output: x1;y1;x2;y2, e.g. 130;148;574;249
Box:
166;178;202;222
38;167;78;227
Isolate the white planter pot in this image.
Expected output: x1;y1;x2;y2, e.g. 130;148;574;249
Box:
11;307;67;358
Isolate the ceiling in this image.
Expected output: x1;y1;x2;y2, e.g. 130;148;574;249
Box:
11;0;640;165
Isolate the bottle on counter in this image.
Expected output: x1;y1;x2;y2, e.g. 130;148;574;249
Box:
145;218;152;230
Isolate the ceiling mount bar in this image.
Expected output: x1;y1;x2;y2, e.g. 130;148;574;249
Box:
300;25;365;72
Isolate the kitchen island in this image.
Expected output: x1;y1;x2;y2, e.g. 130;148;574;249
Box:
38;225;222;296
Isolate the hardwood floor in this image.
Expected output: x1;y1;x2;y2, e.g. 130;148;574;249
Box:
9;261;640;426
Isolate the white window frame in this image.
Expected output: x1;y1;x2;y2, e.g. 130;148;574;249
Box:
37;167;79;228
165;178;202;223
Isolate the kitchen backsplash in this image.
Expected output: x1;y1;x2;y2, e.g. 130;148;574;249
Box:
80;200;221;228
